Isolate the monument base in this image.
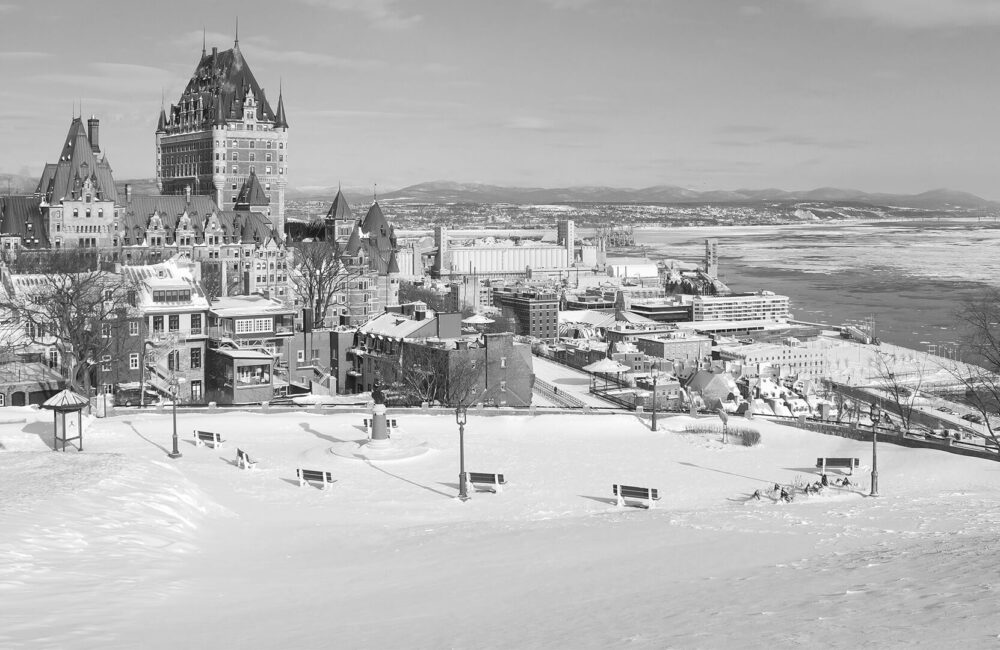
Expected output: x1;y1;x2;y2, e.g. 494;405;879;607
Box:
328;435;432;462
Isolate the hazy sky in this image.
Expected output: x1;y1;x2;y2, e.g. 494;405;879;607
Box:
2;0;1000;196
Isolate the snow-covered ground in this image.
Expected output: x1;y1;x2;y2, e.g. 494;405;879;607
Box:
3;406;1000;648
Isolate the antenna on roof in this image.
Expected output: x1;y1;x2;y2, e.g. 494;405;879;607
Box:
202;27;207;57
374;183;377;202
235;16;239;46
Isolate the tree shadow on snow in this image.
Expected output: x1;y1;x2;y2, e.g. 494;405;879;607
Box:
298;422;350;444
362;461;453;499
122;420;169;455
676;460;773;484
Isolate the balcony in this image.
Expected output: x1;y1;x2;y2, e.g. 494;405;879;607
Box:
148;328;207;342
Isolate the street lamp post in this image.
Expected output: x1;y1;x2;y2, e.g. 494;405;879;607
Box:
650;367;658;432
456;405;468;501
869;402;881;497
168;377;185;459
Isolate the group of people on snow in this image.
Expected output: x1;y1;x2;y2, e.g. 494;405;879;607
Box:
751;474;853;502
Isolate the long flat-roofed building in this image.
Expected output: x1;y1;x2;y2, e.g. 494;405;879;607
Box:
692;291;789;322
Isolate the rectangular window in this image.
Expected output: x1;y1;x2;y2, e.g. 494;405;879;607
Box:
169;315;179;332
167;350;179;372
190;347;201;369
191;313;202;335
234;318;272;334
152;315;163;333
101;323;111;338
129;353;139;370
129;321;139;336
297;350;305;362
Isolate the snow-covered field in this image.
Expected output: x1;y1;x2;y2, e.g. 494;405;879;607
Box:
3;407;999;649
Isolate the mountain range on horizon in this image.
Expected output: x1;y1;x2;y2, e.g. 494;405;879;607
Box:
2;172;995;209
288;180;997;209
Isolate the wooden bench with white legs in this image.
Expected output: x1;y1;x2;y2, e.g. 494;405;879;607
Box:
466;472;506;495
297;468;334;489
815;457;860;475
194;429;224;449
613;484;660;509
236;448;257;470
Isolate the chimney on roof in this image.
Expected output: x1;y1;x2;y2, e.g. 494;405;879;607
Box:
185;185;191;204
87;116;100;152
125;183;132;203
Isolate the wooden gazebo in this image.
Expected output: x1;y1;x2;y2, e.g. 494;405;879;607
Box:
42;389;90;452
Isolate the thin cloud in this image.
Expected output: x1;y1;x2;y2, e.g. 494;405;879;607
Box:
0;51;51;61
296;0;422;30
718;124;774;135
766;134;864;149
796;0;1000;29
504;116;558;131
538;0;598;9
296;109;414;119
0;3;17;13
715;133;864;150
171;30;379;70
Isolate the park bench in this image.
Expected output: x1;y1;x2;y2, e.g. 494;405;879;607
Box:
297;468;334;489
193;429;224;449
363;417;398;437
815;457;860;475
613;484;660;509
236;448;257;470
466;472;506;494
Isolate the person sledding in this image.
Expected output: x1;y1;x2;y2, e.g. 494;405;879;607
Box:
779;487;793;502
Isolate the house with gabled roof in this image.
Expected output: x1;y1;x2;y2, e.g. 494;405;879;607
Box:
34;116;117;250
118;257;211;403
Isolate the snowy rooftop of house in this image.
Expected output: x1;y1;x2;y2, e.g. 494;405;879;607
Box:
358;312;433;339
120;258;210;311
209;294;296;317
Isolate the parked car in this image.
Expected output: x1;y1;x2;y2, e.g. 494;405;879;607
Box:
961;413;984;424
936;406;956;415
114;385;160;407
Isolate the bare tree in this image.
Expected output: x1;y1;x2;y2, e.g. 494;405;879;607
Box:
872;349;927;433
375;341;483;407
939;290;1000;448
289;240;363;326
199;261;241;303
0;253;140;393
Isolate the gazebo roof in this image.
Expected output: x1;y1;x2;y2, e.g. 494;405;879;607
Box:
42;388;90;412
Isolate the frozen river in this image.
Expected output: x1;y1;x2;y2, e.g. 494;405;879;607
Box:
634;218;1000;353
